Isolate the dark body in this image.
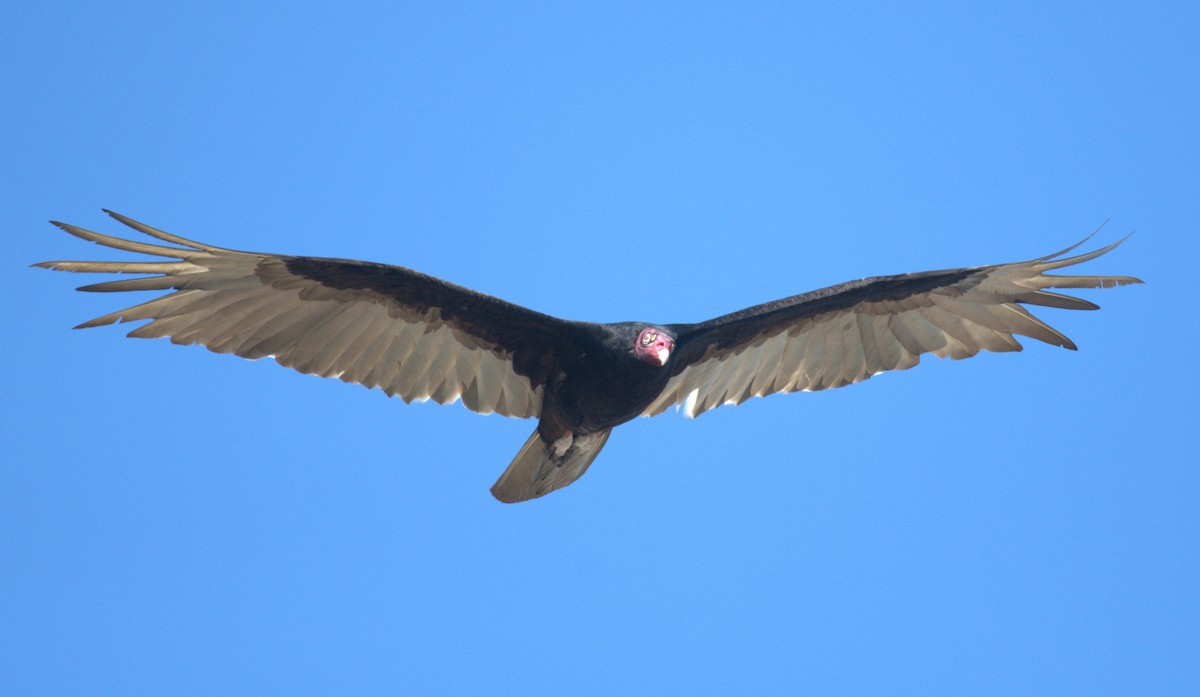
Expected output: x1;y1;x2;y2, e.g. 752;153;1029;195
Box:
38;212;1141;502
537;322;678;439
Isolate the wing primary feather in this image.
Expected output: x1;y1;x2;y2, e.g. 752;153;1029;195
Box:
169;290;284;346
78;276;185;293
920;305;978;359
996;304;1077;350
1030;227;1104;262
102;210;228;251
1011;290;1100;310
74;290;206;329
1033;274;1142;289
48;221;196;258
34;260;194;275
1032;234;1130;271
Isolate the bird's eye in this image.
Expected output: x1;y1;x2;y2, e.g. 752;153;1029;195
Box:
641;331;657;346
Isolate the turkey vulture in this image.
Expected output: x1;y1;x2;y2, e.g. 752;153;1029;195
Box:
37;211;1141;502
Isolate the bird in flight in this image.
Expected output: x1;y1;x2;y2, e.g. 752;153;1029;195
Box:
38;211;1141;502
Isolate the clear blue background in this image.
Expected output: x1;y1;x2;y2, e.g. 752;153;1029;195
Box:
4;2;1196;694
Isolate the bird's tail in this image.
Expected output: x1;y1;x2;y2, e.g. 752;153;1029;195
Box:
490;428;612;503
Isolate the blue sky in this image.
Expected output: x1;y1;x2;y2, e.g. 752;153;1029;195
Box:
4;2;1197;694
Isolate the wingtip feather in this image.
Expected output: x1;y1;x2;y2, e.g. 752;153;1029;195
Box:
102;209;214;250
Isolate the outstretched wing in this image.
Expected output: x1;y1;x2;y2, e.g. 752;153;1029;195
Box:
37;210;578;418
645;236;1142;418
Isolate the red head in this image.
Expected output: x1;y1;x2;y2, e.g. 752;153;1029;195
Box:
634;327;675;367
